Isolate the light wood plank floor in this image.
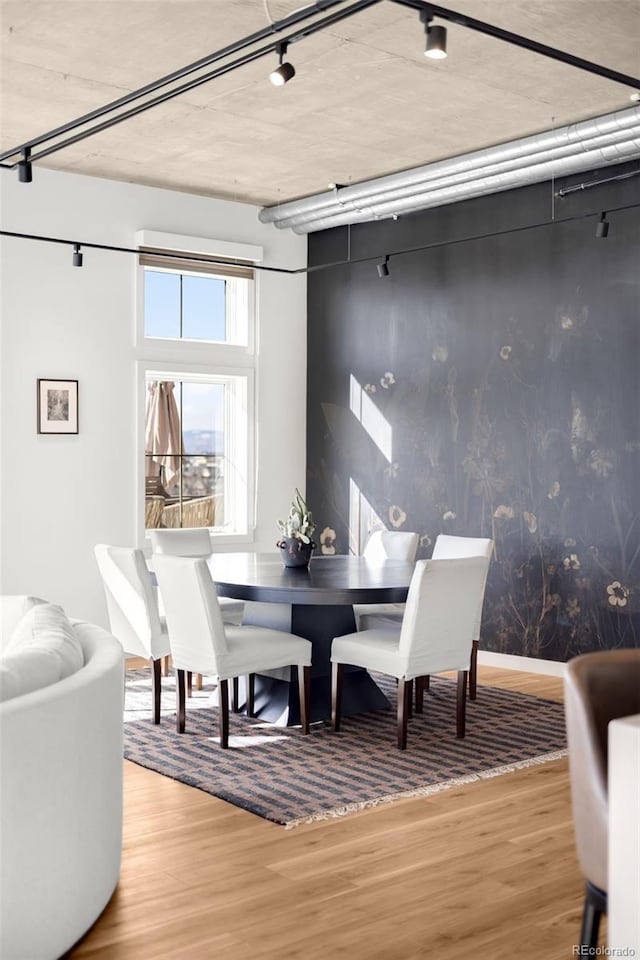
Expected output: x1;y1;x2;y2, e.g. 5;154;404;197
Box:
70;668;595;960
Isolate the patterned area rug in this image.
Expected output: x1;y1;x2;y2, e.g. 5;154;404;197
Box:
123;671;567;828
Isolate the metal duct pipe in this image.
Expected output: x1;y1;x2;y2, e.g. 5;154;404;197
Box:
258;106;640;233
303;141;640;232
269;120;640;231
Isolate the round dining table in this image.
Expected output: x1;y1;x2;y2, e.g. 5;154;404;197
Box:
205;552;415;725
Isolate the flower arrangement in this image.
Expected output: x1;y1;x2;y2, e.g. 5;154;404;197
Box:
277;488;316;544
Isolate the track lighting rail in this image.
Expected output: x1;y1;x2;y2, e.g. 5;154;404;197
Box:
2;200;637;274
1;0;638;175
0;0;359;166
391;1;640;90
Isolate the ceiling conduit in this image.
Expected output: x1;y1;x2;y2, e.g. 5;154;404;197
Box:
258;105;640;233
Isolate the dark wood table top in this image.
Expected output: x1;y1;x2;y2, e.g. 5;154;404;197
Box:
206;552;414;606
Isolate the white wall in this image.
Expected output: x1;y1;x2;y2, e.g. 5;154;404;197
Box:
0;168;307;625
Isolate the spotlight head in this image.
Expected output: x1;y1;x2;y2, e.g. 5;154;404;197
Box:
377;255;390;278
18;147;32;183
270;41;295;86
425;23;447;59
72;243;84;267
596;212;609;239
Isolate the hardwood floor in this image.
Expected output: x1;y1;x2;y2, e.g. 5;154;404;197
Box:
70;668;594;959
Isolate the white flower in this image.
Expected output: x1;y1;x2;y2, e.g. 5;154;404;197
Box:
380;372;395;389
494;504;515;520
420;534;432;548
432;346;448;363
499;345;512;360
547;481;560;499
563;554;581;571
319;526;336;555
607;581;629;608
364;383;377;394
388;504;406;528
523;511;538;533
442;510;456;521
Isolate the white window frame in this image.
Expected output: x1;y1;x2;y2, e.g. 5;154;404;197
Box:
135;231;260;547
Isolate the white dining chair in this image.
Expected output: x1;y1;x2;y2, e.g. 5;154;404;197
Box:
150;527;244;625
94;544;171;723
153;555;313;748
331;555;490;749
429;534;493;701
353;530;419;631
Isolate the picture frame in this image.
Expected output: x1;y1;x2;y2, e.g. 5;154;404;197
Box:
37;379;79;435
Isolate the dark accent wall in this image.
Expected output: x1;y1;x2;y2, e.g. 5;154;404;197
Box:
306;163;640;661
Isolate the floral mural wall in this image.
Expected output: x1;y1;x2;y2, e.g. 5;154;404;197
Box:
306;173;640;661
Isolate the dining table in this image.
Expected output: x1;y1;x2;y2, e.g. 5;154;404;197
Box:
205;552;415;725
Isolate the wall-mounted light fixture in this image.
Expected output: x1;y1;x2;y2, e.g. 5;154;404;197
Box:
270;41;296;86
595;212;610;238
72;243;84;267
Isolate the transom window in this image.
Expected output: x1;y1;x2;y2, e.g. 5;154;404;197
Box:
140;250;252;346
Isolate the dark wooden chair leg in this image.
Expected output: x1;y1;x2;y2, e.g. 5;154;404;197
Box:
196;673;203;691
407;678;413;719
151;657;162;724
469;641;478;700
186;671;192;698
456;670;468;738
232;676;240;713
415;676;424;713
332;662;344;732
176;668;186;733
218;678;229;749
397;678;410;750
247;674;255;718
580;882;607;949
298;665;311;735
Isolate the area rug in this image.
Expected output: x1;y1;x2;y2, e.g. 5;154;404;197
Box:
123;671;567;828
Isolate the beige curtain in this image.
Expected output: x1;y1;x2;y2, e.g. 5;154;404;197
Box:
145;381;181;489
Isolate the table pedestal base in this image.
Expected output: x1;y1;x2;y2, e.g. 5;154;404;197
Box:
240;600;390;725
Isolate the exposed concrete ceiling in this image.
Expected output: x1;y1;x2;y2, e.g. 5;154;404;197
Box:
1;0;639;207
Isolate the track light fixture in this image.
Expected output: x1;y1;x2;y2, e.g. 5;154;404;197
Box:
595;212;610;238
18;147;32;183
421;10;447;60
377;255;390;278
72;243;84;267
269;42;295;86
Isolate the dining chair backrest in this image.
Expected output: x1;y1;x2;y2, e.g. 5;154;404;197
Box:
399;556;490;677
153;555;227;675
431;534;493;561
363;530;419;563
149;527;212;557
431;534;493;641
94;544;164;660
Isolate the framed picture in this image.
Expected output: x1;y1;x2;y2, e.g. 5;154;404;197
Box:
37;379;79;434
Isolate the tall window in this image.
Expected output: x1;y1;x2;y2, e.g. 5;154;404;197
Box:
140;247;254;536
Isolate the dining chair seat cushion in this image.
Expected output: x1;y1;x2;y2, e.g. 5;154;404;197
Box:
332;629;407;678
174;624;312;681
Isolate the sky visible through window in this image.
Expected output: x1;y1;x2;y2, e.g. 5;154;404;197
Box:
144;269;226;341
